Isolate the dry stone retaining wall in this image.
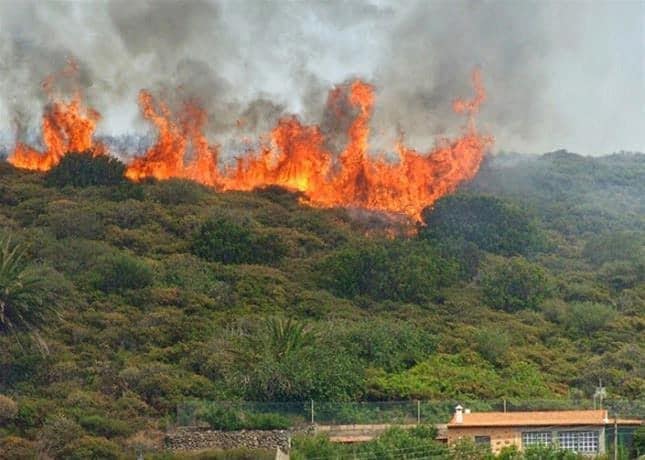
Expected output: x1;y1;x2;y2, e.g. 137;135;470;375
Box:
165;427;291;452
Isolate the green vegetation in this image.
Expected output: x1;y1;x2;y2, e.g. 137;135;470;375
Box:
0;150;643;458
45;151;126;187
292;425;602;459
481;256;551;312
0;236;68;349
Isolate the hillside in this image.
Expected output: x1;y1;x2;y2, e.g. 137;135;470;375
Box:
0;151;643;458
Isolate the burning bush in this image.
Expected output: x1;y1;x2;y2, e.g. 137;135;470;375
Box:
45;152;126;188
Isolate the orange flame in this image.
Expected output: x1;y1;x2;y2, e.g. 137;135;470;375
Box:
126;69;492;219
8;62;105;171
9;66;493;220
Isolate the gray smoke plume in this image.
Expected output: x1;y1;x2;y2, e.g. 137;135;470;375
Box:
0;0;642;157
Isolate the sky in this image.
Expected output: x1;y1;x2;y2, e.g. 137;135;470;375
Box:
0;0;643;156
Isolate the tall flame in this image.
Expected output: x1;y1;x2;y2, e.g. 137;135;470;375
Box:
126;69;492;219
8;62;104;171
9;67;493;220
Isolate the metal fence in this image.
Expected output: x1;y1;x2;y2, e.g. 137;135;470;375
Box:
176;399;644;428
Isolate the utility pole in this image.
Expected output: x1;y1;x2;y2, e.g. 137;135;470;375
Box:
310;399;314;425
614;417;618;460
417;400;421;425
594;379;606;410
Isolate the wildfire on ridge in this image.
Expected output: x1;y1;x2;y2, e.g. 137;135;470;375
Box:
9;69;493;220
8;61;105;171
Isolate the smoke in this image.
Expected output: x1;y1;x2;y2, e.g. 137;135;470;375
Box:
0;0;642;156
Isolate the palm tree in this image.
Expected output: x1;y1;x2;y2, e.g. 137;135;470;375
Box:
0;236;62;349
261;317;315;361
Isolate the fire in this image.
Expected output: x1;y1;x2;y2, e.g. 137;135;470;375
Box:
125;91;220;186
9;66;493;220
8;62;104;171
127;69;492;220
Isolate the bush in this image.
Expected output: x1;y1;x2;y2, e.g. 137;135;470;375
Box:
0;395;18;423
79;414;134;437
45;152;126;187
196;405;291;430
421;194;543;256
147;179;211;205
60;435;122;460
336;320;436;372
37;415;85;459
192;218;287;265
0;435;37;460
243;412;291;430
474;328;510;366
561;302;616;337
198;405;243;430
93;253;154;292
316;240;458;303
634;425;645;457
481;257;551;312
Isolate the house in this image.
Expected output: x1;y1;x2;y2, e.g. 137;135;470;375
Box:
446;405;642;455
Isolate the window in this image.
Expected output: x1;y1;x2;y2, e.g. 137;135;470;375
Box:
474;436;491;447
557;430;599;453
522;431;552;447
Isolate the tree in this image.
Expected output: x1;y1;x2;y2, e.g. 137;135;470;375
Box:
481;257;551;312
420;194;543;256
0;236;66;349
45;152;126;187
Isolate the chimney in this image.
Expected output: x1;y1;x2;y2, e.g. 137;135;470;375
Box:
455;404;464;424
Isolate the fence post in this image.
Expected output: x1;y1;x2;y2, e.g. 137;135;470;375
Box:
417;400;421;425
311;399;315;425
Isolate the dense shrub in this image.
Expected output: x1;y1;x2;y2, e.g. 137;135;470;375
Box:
316;240;458;303
561;302;616;337
335;320;436;372
421;194;543;256
481;257;551;312
79;414;134;437
60;435;121;460
582;231;644;266
37;415;85;459
192;217;287;265
147;179;212;205
292;425;444;460
93;253;154;292
45;152;126;187
634;425;645;458
0;395;18;423
197;405;291;430
0;435;37;460
474;328;510;366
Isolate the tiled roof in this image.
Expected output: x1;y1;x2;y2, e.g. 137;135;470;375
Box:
447;410;622;427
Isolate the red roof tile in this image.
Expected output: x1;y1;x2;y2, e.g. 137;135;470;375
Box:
448;410;618;427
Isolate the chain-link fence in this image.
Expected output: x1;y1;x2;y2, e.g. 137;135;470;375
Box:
176;399;644;428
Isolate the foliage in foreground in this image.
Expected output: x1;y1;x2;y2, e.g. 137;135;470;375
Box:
0;151;643;457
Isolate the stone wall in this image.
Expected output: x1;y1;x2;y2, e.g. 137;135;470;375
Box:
165;427;291;452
